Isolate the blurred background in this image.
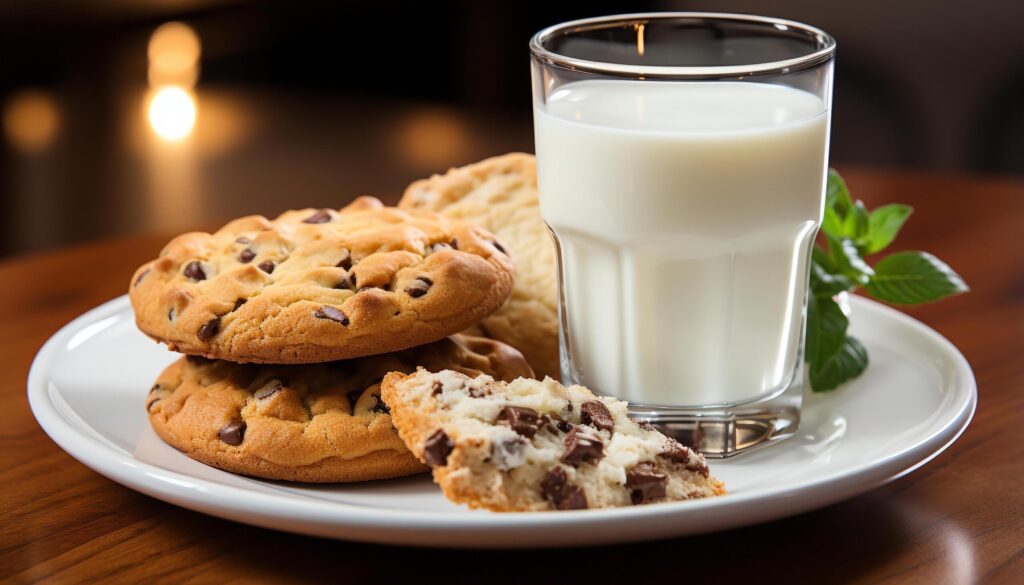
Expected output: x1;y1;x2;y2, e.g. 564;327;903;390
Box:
1;0;1022;257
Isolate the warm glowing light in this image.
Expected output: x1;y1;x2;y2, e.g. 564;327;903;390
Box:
637;23;645;56
148;86;197;141
396;109;469;168
148;22;201;87
3;90;59;153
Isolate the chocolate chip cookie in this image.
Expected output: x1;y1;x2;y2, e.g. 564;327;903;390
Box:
147;335;534;482
401;154;559;378
381;369;725;510
130;197;515;364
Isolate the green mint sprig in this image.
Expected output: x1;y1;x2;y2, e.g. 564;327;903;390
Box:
805;169;969;392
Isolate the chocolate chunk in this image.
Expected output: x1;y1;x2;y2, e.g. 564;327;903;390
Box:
254;380;284;400
303;208;332;224
580;400;614;432
346;389;363;410
404;276;433;298
561;426;604;466
336;250;353;271
556;420;573;433
450;238;459;250
218;420;246;445
146;398;161;412
232;298;247;311
257;260;276;274
183;261;206;281
423;429;453;467
314;306;349;326
541;466;588;510
491;436;528;470
496;406;541;438
491;240;508;255
626;463;668;504
370;394;390;414
238;248;256;263
234;236;251;245
661;438;709;478
431;380;443;396
134;268;150;287
197;316;221;341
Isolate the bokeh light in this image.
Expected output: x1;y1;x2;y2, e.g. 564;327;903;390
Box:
148;86;197;141
3;90;59;153
148;22;201;88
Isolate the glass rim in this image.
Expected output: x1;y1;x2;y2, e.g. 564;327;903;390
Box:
529;12;836;78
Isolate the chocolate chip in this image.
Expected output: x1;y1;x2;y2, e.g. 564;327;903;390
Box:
561;426;604;466
370;394;390;414
423;429;453;467
257;260;276;274
183;261;206;281
303;209;332;224
556;420;573;433
491;436;528;470
232;298;247;311
346;389;363;410
626;463;668;504
404;276;432;298
431;381;443;396
541;466;588;510
661;438;709;477
238;248;256;263
496;406;541;438
314;306;349;326
637;420;657;431
197;316;221;341
254;380;284;400
450;238;459;250
146;398;161;412
134;269;150;287
336;250;352;270
234;236;251;245
491;240;508;255
219;420;246;445
580;400;614;432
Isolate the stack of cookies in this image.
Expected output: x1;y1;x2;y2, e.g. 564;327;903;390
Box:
131;194;533;483
130;154;724;510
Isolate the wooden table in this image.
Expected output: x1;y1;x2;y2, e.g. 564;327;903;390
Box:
2;169;1022;583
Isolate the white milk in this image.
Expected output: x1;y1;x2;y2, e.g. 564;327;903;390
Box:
534;80;829;406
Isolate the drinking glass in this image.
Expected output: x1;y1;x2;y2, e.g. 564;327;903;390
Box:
530;13;836;456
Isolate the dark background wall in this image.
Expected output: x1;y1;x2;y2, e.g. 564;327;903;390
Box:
1;0;1022;257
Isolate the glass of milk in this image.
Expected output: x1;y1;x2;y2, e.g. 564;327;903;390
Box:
530;14;836;456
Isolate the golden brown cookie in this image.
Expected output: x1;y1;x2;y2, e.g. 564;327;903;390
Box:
147;335;534;483
382;369;724;510
130;197;515;364
401;154;559;378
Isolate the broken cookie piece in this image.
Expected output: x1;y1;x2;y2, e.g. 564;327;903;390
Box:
381;369;725;512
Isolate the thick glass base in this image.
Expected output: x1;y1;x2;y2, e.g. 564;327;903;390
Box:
626;374;802;458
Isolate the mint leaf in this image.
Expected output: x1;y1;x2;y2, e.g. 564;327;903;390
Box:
826;168;853;218
810;249;857;298
843;200;870;240
827;235;874;284
809;335;869;392
821;204;844;239
864;251;969;305
805;294;848;375
864;204;913;254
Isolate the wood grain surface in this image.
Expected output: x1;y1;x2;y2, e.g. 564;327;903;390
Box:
1;169;1022;584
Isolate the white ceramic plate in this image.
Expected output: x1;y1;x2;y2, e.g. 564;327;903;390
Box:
28;295;975;548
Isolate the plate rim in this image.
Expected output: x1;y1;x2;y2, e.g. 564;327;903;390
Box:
27;295;977;546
